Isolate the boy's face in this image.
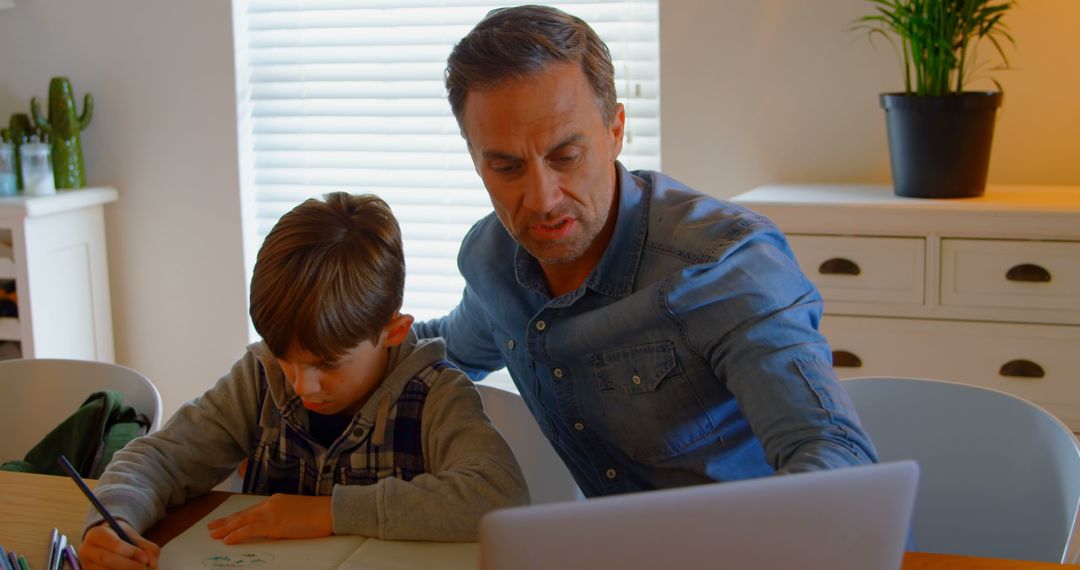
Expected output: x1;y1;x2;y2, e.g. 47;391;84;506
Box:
275;314;413;416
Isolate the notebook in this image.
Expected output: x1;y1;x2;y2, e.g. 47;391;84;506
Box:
158;494;477;570
479;460;919;570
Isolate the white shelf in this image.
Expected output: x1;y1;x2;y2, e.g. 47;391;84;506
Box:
0;187;118;219
0;187;116;361
0;317;19;341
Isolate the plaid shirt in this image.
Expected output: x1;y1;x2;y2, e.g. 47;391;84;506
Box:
242;359;452;496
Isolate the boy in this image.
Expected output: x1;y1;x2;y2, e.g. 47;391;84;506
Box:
79;193;529;570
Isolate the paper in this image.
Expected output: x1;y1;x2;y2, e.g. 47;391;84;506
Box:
159;494;478;570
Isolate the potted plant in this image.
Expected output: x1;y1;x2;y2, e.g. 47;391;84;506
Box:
857;0;1016;198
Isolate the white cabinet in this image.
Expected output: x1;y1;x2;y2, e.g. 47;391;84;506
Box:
732;185;1080;431
0;188;117;361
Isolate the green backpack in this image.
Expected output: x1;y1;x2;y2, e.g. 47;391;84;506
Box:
0;389;150;477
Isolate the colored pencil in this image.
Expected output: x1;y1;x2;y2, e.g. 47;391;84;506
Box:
57;455;135;545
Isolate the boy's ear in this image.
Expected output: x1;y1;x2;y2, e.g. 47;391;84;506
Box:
383;313;414;347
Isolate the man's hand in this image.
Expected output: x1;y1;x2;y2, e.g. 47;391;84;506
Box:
79;519;159;570
207;494;334;544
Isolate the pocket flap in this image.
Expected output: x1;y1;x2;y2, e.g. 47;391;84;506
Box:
592;340;680;394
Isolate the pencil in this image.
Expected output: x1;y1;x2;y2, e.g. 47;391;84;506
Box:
44;526;56;570
45;527;58;570
63;545;83;570
51;534;67;570
56;454;137;546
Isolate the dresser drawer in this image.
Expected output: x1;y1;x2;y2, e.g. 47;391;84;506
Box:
786;235;925;305
941;239;1080;312
821;316;1080;430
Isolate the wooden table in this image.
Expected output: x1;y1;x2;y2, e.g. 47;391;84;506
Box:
0;471;1067;569
0;471;93;569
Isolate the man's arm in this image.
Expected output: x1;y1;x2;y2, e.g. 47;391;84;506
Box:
673;225;878;473
413;283;507;380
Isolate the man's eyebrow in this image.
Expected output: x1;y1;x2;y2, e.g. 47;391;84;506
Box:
478;133;586;162
547;133;585;155
480;149;519;162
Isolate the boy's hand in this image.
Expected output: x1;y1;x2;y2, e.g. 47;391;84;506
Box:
79;519;160;570
207;494;334;544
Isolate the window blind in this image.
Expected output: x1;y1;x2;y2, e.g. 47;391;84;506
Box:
234;0;660;326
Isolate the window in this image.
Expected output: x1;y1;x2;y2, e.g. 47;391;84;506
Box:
232;0;660;336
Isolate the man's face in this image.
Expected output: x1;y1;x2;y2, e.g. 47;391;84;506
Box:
462;62;625;271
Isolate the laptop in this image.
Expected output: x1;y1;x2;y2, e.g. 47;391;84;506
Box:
479;460;918;570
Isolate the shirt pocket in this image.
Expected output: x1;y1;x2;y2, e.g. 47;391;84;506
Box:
247;444;309;495
591;340;716;463
341;467;403;485
595;340;679;393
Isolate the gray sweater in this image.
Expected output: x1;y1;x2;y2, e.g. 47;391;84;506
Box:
87;333;529;541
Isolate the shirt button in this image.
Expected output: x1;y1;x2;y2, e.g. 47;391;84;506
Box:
632;375;642;385
605;468;617;480
507;339;515;350
573;422;585;431
553;368;564;378
535;320;547;331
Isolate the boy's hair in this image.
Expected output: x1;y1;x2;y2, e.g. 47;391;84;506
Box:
250;192;405;362
445;4;618;135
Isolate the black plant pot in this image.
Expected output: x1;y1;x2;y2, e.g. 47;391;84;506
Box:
880;92;1003;199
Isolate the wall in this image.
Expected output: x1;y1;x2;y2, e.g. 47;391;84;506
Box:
660;0;1080;197
0;1;249;418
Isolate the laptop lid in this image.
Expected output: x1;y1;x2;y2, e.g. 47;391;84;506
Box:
480;460;918;570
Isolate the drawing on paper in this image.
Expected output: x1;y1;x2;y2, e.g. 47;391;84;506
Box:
201;552;275;567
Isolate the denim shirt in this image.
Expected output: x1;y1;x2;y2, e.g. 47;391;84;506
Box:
415;163;877;497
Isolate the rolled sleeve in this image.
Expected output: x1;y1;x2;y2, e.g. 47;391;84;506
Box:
673;225;878;473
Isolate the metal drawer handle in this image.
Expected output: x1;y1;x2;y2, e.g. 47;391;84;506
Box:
1005;263;1051;283
819;258;861;276
998;359;1045;379
832;350;863;368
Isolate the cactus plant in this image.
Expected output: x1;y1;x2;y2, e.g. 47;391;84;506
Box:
30;77;93;189
0;114;35;190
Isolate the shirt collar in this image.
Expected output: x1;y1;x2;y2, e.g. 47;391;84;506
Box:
587;161;647;298
513;161;648;300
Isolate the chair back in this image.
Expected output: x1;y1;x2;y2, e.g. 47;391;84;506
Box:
843;376;1080;563
477;384;581;505
0;358;163;463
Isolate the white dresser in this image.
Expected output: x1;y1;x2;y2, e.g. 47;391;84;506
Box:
0;187;117;362
732;185;1080;431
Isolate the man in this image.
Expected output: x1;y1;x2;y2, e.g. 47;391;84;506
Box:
414;5;877;497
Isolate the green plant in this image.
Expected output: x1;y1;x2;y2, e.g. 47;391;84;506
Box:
856;0;1016;96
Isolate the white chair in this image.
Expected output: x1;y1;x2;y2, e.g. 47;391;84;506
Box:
477;384;581;505
0;358;163;463
842;376;1080;563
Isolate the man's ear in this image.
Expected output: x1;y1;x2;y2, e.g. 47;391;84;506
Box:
609;102;626;158
383;313;415;347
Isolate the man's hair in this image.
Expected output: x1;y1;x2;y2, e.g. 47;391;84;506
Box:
445;4;618;133
250;192;405;362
